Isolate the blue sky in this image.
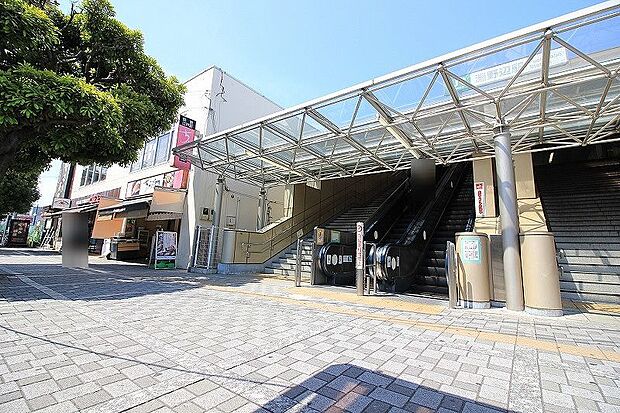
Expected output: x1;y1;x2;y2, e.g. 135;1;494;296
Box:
61;0;603;107
39;0;603;205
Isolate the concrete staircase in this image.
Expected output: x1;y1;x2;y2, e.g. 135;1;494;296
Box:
259;177;405;281
536;160;620;303
259;241;313;282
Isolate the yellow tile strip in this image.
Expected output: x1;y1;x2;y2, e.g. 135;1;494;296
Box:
288;287;444;315
204;285;620;363
567;300;620;315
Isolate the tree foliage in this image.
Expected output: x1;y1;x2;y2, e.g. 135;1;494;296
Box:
0;0;186;180
0;168;40;215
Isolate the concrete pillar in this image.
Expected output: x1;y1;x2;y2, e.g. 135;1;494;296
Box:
258;187;267;229
207;176;225;268
493;124;524;311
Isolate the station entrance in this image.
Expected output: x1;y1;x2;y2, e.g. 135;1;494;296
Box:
174;2;620;311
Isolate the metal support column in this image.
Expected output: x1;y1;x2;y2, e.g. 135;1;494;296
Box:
493;124;524;311
207;176;225;268
258;187;267;229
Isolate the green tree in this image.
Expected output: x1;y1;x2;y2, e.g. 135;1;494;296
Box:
0;0;185;180
0;168;40;215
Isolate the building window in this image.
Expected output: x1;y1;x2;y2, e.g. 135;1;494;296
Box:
155;132;171;164
79;165;108;186
131;132;173;173
142;139;156;168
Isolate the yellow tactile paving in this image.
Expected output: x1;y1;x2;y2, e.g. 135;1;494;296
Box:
287;286;445;315
204;284;620;363
568;300;620;315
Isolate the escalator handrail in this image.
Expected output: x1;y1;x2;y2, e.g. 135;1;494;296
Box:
364;175;411;236
399;163;466;245
375;163;468;280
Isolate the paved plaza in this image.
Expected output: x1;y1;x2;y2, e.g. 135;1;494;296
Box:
0;249;619;413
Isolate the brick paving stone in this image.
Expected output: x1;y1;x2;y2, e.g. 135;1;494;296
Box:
193;387;236;410
124;399;166;413
367;387;408;407
363;399;392;413
184;379;219;396
1;251;620;413
26;394;56;411
0;398;33;413
102;378;140;398
20;378;60;400
72;389;112;410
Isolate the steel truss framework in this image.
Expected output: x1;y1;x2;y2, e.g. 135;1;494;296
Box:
173;1;620;188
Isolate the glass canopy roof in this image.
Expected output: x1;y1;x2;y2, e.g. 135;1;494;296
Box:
173;1;620;187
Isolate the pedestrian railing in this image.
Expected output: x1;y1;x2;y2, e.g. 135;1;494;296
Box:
193;226;222;269
294;237;315;287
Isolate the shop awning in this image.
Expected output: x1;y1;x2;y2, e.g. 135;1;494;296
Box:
43;204;98;218
97;196;152;219
96;188;186;221
173;1;620;187
91;198;124;239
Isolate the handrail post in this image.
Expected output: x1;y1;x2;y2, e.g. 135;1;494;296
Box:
445;240;457;309
295;237;302;287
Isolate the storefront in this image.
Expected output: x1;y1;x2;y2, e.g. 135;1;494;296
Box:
0;214;33;247
93;187;186;263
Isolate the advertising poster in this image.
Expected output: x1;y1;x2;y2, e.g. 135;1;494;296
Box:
461;237;481;263
155;231;177;261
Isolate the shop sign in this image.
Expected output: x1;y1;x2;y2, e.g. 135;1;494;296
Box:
52;198;70;210
13;214;33;222
173;115;197;170
355;222;364;270
474;182;486;217
126;170;187;197
454;47;568;91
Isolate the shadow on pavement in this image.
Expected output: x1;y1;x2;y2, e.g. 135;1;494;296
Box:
258;363;509;413
0;249;272;302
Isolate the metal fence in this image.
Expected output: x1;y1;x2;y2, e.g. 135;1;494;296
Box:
192;225;222;269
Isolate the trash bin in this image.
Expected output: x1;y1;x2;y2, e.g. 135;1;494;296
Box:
520;232;563;317
456;232;491;308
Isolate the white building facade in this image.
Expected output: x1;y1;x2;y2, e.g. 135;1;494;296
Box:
64;66;285;268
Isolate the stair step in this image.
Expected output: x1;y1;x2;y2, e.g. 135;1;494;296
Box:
263;268;312;276
559;264;620;275
560;280;620;295
560;272;620;284
558;256;620;266
560;291;620;304
559;249;620;258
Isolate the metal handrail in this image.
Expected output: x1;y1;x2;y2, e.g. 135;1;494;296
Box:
401;164;465;245
364;174;410;237
364;241;379;295
234;178;391;262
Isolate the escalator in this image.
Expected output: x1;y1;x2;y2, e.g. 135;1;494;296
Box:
414;171;474;294
315;174;412;285
375;163;474;293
